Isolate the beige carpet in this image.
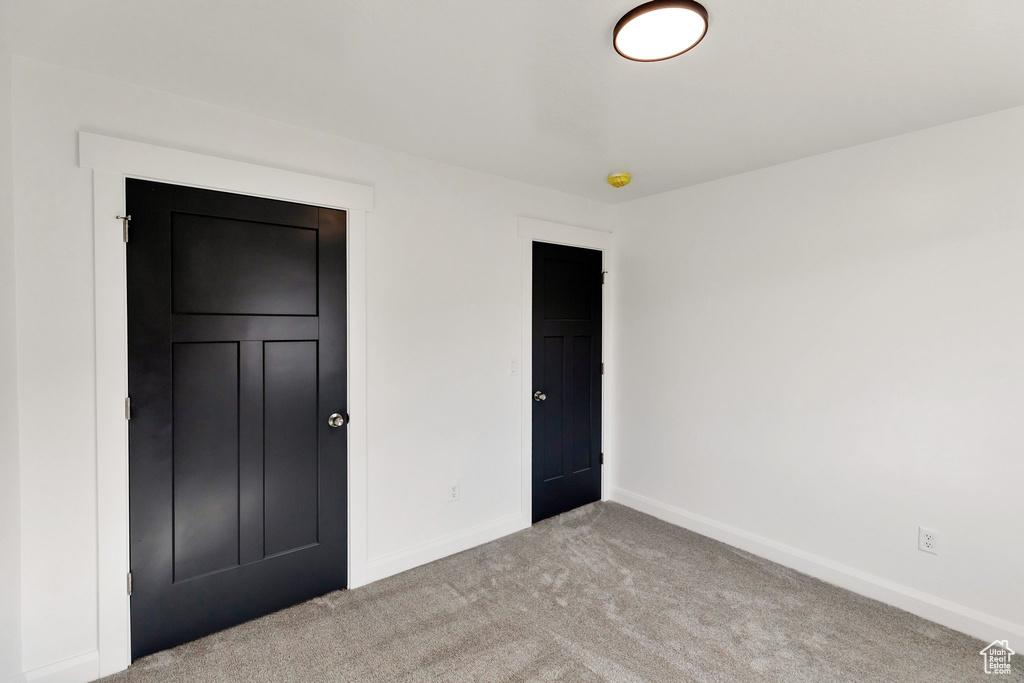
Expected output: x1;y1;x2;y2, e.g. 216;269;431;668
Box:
101;502;1015;682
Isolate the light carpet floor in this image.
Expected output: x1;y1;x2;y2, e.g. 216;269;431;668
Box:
101;502;1015;682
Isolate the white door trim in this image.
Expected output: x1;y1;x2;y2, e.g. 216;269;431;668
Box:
518;217;615;523
80;132;373;678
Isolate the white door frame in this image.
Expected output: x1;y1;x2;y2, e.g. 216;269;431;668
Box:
80;132;373;678
518;217;615;521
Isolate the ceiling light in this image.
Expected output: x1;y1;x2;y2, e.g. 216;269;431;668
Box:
614;1;709;62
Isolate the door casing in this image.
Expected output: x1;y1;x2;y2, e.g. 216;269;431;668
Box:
81;132;373;678
518;217;614;525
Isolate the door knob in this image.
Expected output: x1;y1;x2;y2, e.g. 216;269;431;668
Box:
533;391;547;402
328;413;346;428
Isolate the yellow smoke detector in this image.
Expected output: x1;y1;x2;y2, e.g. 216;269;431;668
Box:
607;172;632;188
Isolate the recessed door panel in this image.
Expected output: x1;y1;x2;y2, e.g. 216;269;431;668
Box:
264;340;320;556
571;335;594;474
172;342;240;582
541;336;565;482
171;212;318;316
238;341;265;567
543;258;593;321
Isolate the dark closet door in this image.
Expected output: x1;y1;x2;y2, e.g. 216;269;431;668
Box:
532;242;602;523
127;179;347;659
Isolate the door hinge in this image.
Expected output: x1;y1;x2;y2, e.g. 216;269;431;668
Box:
601;363;604;375
600;452;604;465
125;396;131;420
117;215;131;243
601;271;607;285
127;571;133;596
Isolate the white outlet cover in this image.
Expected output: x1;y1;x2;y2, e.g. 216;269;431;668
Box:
448;482;460;502
918;526;939;555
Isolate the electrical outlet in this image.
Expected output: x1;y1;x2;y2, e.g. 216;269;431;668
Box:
448;481;460;502
918;527;939;555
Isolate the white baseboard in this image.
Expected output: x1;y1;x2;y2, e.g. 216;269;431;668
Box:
23;651;98;683
365;512;529;584
610;488;1024;645
21;516;528;683
3;670;27;683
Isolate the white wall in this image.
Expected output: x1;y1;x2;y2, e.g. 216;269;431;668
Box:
13;47;1024;679
612;105;1024;637
0;27;23;683
11;57;611;674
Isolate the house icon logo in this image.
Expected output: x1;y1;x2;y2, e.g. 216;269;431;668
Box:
980;640;1014;675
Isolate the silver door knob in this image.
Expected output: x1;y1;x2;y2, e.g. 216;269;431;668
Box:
328;413;346;428
533;391;547;402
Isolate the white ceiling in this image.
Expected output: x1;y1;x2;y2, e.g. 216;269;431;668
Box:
6;0;1024;202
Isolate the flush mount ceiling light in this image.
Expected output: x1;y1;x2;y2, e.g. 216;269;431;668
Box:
614;0;709;62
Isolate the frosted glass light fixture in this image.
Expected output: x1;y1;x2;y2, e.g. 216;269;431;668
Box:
614;0;709;62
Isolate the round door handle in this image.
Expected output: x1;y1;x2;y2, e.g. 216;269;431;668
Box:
533;391;547;402
328;413;346;428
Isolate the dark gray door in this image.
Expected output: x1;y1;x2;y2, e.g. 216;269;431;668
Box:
532;242;602;523
127;179;347;659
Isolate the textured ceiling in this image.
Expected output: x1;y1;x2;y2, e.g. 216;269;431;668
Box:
6;0;1024;202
